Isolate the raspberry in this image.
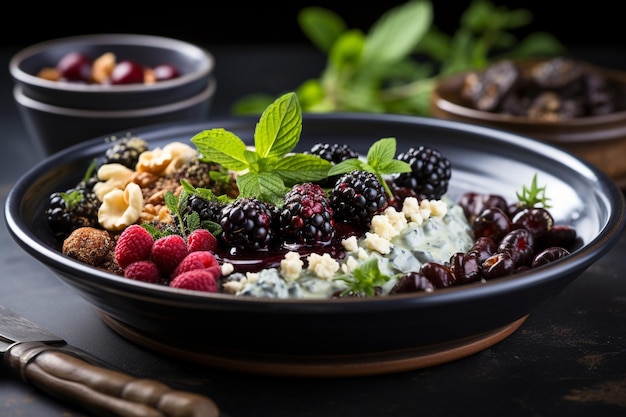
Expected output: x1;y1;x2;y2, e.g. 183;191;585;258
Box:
169;269;219;292
187;229;218;253
171;251;221;279
114;224;154;269
150;234;189;276
124;260;161;283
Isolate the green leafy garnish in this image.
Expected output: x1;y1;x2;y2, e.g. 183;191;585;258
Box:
328;137;411;198
334;257;396;297
162;182;223;239
191;92;332;205
516;174;552;209
232;0;566;116
59;190;84;211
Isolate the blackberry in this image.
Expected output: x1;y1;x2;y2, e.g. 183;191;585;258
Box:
219;197;279;252
181;194;226;233
393;146;451;200
307;143;359;187
101;136;149;169
46;186;101;240
280;183;335;245
330;170;388;229
308;143;359;164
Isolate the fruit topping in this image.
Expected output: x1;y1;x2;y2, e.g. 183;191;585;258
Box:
49;91;578;299
37;51;182;85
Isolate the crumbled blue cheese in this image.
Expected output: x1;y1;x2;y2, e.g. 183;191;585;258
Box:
231;197;474;299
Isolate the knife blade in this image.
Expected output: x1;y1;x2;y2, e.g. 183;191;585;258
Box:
0;305;220;417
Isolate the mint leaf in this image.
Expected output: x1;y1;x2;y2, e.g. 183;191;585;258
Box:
362;0;433;68
327;137;410;197
191;128;249;171
189;92;332;205
274;153;332;184
255;92;302;158
367;137;397;168
335;257;394;297
237;171;287;205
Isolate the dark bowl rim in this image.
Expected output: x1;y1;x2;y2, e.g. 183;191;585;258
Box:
5;113;626;311
9;33;215;94
13;77;216;118
431;58;626;127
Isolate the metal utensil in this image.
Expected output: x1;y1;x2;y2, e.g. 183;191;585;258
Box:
0;305;220;417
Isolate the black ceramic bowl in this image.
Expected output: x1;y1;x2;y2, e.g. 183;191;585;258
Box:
5;114;625;377
9;33;216;155
9;33;215;110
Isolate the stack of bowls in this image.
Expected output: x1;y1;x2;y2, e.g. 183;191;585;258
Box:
10;33;216;155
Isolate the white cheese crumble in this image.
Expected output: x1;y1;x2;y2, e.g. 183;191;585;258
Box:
229;197;474;299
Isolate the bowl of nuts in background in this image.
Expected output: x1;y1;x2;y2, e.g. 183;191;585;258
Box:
430;57;626;189
9;33;216;154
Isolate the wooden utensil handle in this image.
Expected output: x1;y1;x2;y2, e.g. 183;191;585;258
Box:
5;341;219;417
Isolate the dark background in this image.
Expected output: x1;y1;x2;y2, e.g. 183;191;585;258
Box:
2;1;621;49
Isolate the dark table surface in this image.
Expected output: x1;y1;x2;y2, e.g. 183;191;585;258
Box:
2;42;626;417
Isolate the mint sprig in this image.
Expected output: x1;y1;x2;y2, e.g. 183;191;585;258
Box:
516;173;552;209
328;137;411;197
335;257;396;297
191;92;332;205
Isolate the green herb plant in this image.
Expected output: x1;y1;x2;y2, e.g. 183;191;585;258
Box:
334;257;397;297
516;174;552;209
191;92;332;206
328;137;411;198
232;0;566;117
191;91;413;207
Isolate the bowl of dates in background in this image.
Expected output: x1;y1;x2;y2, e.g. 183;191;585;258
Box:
430;57;626;189
5;113;625;377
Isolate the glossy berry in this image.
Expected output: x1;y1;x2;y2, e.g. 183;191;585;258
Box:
114;224;154;269
182;195;225;226
46;187;100;240
390;271;435;294
110;60;145;84
472;207;511;242
57;51;92;82
330;170;388;229
449;252;482;284
457;192;510;223
498;228;535;267
531;247;570;268
467;236;497;264
101;137;149;169
219;197;279;252
153;63;180;81
151;234;189;276
512;207;554;238
281;182;335;245
420;262;456;288
481;251;515;279
393;146;451;200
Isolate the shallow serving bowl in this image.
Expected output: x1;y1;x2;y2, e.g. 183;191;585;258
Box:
430;59;626;189
5;114;625;377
